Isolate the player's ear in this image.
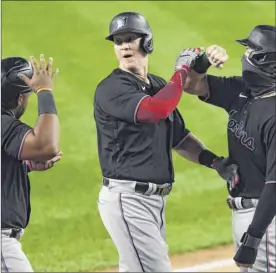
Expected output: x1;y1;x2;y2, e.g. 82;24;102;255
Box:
17;94;24;106
139;38;148;57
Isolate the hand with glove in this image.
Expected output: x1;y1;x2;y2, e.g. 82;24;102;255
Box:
174;47;203;74
198;150;240;188
233;231;261;269
212;157;240;190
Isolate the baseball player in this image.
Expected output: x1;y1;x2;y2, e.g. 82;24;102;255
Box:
184;25;276;272
94;11;238;272
1;55;61;272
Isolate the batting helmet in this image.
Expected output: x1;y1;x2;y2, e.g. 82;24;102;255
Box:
236;25;276;71
105;12;154;54
1;57;34;109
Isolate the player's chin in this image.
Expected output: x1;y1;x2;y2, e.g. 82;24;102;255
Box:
123;62;138;72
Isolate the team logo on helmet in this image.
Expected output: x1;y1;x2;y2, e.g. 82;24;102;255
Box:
116;16;127;30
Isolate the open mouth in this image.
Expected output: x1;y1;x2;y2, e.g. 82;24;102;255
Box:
123;54;133;58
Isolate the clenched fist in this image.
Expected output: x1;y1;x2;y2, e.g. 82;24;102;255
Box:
206;45;229;68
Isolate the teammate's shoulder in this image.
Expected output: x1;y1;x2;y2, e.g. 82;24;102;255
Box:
264;98;276;121
1;112;29;138
1;111;14;123
208;74;245;84
96;69;134;89
259;98;276;128
258;92;276;106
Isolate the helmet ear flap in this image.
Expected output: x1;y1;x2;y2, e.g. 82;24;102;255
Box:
140;32;153;54
1;57;33;109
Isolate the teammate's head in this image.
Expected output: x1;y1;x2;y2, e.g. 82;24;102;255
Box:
236;25;276;96
237;25;276;74
106;12;153;74
1;57;34;119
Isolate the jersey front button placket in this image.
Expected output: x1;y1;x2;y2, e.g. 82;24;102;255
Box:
242;98;253;116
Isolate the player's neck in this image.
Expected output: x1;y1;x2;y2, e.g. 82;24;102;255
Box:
133;67;149;84
121;65;149;84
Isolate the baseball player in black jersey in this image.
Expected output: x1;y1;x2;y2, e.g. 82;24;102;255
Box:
94;11;238;272
184;25;276;272
1;55;61;272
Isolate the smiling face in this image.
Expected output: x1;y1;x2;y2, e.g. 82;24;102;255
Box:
113;32;148;74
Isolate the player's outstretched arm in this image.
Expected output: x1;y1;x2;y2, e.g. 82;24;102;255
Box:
234;118;276;268
183;45;229;97
136;48;202;123
18;55;60;161
173;132;239;187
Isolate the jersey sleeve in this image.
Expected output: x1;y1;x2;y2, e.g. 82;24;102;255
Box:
247;183;276;238
95;77;148;124
1;115;33;159
246;118;276;239
172;108;190;148
199;75;247;112
264;117;276;183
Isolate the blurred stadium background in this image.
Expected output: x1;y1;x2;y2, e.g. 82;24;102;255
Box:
2;1;275;272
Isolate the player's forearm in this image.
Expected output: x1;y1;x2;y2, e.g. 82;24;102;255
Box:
247;182;276;238
20;91;59;161
32;92;59;153
136;70;187;122
174;133;216;164
183;70;209;97
183;53;212;97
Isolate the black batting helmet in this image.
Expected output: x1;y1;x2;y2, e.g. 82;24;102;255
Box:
105;12;154;54
236;25;276;71
1;57;34;109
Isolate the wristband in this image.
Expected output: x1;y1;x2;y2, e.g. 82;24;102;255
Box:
193;53;211;74
37;91;57;115
198;149;218;168
240;232;262;249
36;87;52;93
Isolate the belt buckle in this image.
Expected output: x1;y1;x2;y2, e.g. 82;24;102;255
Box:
156;183;172;196
226;198;232;209
10;228;21;239
226;197;237;210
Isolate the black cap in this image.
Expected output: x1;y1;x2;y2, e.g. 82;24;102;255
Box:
106;12;152;41
236;25;276;53
1;57;33;108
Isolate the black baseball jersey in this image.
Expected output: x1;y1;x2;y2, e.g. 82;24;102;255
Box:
200;75;276;198
94;68;190;185
1;110;32;229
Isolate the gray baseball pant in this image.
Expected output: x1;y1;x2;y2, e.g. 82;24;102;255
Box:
231;198;276;272
1;229;33;272
97;179;172;272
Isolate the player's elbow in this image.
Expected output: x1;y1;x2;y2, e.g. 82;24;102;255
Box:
19;134;59;161
34;137;59;159
42;145;59;159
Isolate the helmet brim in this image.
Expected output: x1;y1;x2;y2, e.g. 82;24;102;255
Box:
236;38;248;46
105;28;146;41
236;38;262;51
